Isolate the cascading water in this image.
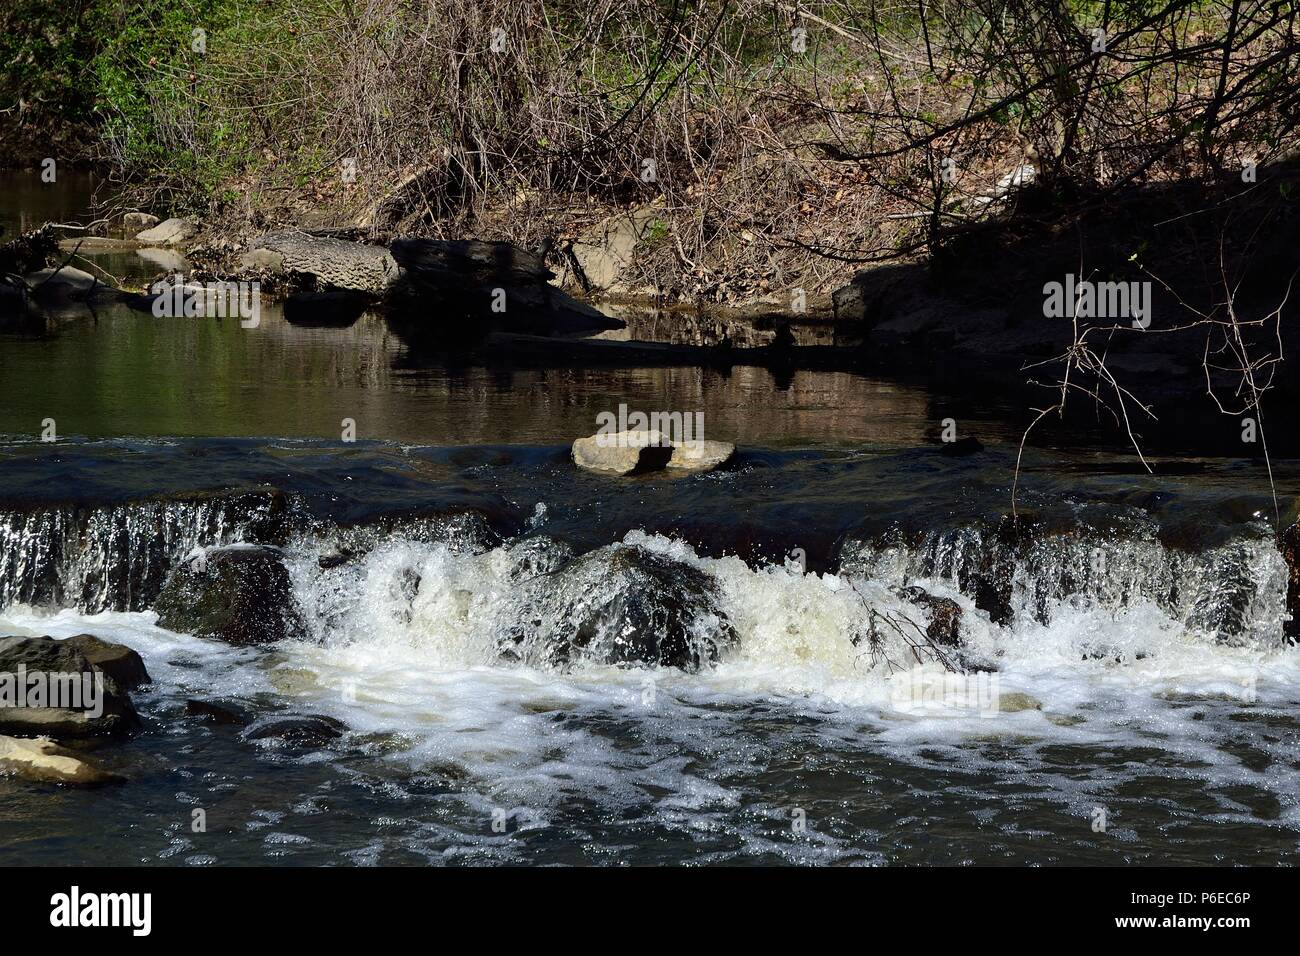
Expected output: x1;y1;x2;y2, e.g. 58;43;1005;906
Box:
0;490;288;613
3;454;1299;865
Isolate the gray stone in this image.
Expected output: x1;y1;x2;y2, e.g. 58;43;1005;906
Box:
569;206;661;292
122;212;160;231
136;217;199;245
667;439;735;472
572;430;674;475
238;247;286;274
26;265;102;300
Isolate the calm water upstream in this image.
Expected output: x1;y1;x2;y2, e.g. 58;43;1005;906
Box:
1;171;1297;866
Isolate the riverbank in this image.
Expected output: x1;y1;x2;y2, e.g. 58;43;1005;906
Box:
8;154;1300;462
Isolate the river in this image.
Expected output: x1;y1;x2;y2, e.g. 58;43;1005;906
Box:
1;169;1297;865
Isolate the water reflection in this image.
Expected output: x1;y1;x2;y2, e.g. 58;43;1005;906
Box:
0;302;961;447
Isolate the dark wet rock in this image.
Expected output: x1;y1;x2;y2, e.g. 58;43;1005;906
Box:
898;586;963;647
938;436;984;456
62;634;150;690
505;536;576;581
390;566;422;624
1281;519;1300;645
499;543;738;671
0;635;141;739
966;514;1038;626
184;699;249;725
317;546;358;570
242;714;347;746
154;545;308;646
25;265;108;302
386;238;623;343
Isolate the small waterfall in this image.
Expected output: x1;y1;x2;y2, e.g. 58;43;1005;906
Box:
0;490;289;613
840;519;1291;647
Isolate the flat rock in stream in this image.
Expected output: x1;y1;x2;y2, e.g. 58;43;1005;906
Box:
572;429;735;476
572;430;674;475
0;735;124;786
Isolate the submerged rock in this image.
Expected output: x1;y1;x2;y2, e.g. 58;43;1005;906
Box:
938;436;984;457
0;735;124;786
242;714;346;746
185;698;249;725
503;535;576;581
499;543;738;671
0;635;142;739
154;545;308;646
996;692;1043;713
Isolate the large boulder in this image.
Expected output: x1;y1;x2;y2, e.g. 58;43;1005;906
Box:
499;543;737;671
0;635;142;739
154;545;308;646
62;634;150;690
